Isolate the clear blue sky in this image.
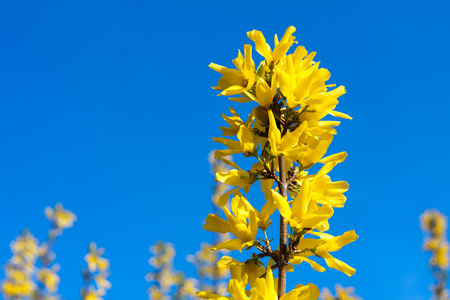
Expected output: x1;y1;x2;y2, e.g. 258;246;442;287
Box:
1;0;450;299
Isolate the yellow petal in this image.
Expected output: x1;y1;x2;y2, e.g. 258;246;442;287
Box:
213;137;241;150
299;283;320;300
319;152;348;164
203;214;231;233
271;190;292;220
211;238;243;251
319;230;358;252
319;252;356;277
291;179;310;217
247;29;272;62
279;122;307;152
248;210;258;241
237;126;255;153
196;291;224;299
329;110;352;120
219;157;242;171
268;110;282;156
255;78;276;108
272;26;297;62
289;256;325;273
218;187;241;207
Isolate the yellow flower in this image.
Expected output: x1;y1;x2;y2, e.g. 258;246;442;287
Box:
420;209;449;270
290;230;358;276
215;168;254;187
94;274;112;292
432;240;449;269
272;180;334;231
149;242;176;269
217;256;265;288
85;243;109;273
259;179;277;230
213;124;256;158
268;110;308;158
1;280;35;298
297;133;333;170
421;209;447;236
297;152;349;208
1;230;38;298
278;48;351;122
37;268;60;292
210;44;256;97
84;290;104;300
197;263;319;300
245;76;279;108
298;86;350;122
204;195;258;251
10;230;39;261
247;26;297;65
219;107;245;136
321;285;361;300
45;203;77;230
214;166;258;206
178;278;198;297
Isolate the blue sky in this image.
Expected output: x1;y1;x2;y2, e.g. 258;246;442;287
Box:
1;0;450;299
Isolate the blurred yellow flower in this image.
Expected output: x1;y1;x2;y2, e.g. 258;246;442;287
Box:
45;203;77;231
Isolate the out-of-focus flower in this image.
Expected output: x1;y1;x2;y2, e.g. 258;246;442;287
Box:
37;266;60;292
421;209;450;299
147;241;197;300
1;230;39;299
321;285;361;300
81;243;111;300
45;203;77;234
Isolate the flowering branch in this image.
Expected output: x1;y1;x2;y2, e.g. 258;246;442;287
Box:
201;25;357;300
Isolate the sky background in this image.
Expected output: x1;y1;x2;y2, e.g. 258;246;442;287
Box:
1;0;450;299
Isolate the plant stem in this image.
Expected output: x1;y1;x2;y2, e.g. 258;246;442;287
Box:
277;154;288;298
36;225;57;300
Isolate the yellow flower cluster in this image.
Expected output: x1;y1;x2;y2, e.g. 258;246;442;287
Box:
202;26;357;299
198;259;319;300
187;242;229;295
421;209;449;299
209;151;233;207
1;204;76;300
81;242;111;300
321;285;361;300
421;209;449;270
146;154;234;300
1;230;39;299
146;241;197;300
37;203;76;300
45;203;77;236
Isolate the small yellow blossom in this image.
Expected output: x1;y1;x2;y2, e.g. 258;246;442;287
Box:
81;243;111;300
272;180;334;231
247;26;297;65
268;110;308;158
85;243;110;273
209;44;256;97
321;285;362;300
45;203;77;231
290;230;358;276
198;263;319;300
204;195;258;251
37;267;60;292
216;256;265;288
1;230;38;299
213;124;256;158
